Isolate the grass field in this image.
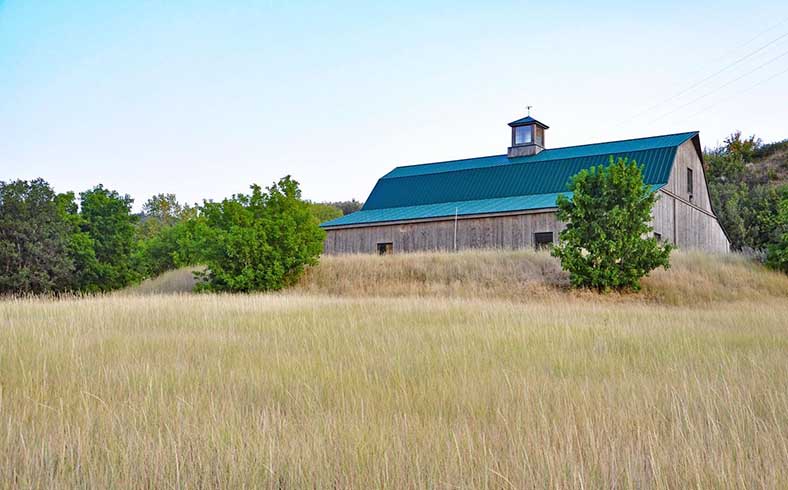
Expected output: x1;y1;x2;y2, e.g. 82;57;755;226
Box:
2;251;788;488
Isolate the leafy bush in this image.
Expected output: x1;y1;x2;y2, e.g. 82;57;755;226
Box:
552;157;672;292
766;197;788;273
196;176;324;292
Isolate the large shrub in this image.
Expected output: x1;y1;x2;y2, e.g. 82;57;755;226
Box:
552;157;672;292
0;179;76;294
197;176;324;292
766;197;788;273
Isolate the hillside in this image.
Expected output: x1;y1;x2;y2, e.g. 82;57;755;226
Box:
750;139;788;186
127;250;788;305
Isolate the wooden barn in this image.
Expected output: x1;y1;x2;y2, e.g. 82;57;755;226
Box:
321;115;730;255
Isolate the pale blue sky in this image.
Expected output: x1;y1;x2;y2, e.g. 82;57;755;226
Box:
2;0;787;209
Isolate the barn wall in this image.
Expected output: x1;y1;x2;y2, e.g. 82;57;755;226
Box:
652;191;729;253
665;139;713;212
323;211;564;254
654;138;730;252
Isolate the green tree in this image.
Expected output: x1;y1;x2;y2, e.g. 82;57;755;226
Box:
723;131;761;163
308;202;343;223
138;213;209;276
138;193;188;239
552;157;672;292
0;179;75;294
197;176;324;292
78;185;142;291
766;197;788;273
325;199;363;215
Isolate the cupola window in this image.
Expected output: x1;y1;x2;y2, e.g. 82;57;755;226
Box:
514;126;533;145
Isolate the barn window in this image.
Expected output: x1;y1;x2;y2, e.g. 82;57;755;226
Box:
514;125;533;145
654;232;662;241
687;168;693;195
377;242;393;255
534;232;554;250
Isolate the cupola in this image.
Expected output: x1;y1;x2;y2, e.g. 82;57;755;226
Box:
507;114;549;158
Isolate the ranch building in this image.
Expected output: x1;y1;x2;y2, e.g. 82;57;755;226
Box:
321;115;730;255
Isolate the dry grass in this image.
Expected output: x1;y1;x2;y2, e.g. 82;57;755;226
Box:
296;249;788;305
2;251;788;488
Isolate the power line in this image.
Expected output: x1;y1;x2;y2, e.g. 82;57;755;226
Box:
684;64;788;120
708;16;788;62
615;29;788;126
647;48;788;125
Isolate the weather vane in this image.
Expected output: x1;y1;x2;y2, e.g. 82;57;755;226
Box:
526;105;532;116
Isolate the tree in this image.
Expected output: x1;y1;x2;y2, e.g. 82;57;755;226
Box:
0;179;76;294
723;131;761;164
308;202;343;223
766;197;788;273
705;133;787;253
138;213;209;276
551;157;672;292
197;176;325;292
138;193;188;239
325;199;363;215
78;185;142;291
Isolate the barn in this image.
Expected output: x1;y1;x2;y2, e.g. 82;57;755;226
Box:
321;115;730;254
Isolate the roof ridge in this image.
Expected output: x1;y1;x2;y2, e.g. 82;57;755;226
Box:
537;130;698;153
383;131;698;178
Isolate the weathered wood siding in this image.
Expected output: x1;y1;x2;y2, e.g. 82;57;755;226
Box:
651;139;730;253
665;139;713;212
324;211;564;254
325;138;730;254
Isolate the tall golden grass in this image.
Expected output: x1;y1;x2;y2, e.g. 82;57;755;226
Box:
3;251;788;488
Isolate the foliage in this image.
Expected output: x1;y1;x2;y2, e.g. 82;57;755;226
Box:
705;131;788;253
196;176;325;292
552;157;672;292
137;193;186;239
324;199;363;215
77;185;142;291
766;197;788;273
308;202;343;223
136;194;205;276
0;179;76;294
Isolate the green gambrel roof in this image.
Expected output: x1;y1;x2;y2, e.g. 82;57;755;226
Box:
321;131;698;228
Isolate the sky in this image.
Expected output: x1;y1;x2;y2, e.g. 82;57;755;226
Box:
2;0;787;210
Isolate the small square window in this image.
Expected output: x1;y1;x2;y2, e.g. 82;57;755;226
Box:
534;232;553;250
377;242;393;255
514;126;533;145
654;232;662;241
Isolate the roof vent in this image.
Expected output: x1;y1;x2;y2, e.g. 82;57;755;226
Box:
507;115;548;158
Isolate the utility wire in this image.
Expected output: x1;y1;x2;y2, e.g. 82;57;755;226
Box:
647;48;788;125
615;29;788;126
684;64;788;120
709;16;788;61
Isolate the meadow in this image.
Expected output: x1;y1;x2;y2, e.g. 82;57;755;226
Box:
2;251;787;488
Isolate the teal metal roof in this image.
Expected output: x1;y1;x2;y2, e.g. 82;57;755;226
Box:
322;131;698;228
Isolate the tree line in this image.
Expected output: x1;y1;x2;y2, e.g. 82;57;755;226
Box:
0;176;347;294
704;133;788;272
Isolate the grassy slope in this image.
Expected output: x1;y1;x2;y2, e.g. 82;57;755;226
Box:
129;250;788;305
3;252;788;488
